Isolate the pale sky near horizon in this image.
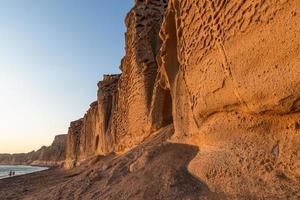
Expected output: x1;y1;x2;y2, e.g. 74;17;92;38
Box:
0;0;133;153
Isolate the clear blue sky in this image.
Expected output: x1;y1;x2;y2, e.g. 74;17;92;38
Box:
0;0;133;153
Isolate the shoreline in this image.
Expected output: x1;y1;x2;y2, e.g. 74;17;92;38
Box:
0;165;50;180
0;162;63;168
0;167;68;200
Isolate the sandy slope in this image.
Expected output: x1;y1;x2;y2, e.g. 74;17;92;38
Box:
0;126;225;200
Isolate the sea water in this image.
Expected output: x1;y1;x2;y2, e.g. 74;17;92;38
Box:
0;165;48;179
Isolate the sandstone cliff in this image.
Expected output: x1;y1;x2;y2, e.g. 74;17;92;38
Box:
65;0;168;168
63;0;300;198
0;134;67;167
157;0;300;197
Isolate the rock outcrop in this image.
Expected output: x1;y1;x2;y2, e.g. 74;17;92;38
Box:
64;0;300;198
96;74;120;154
109;0;168;153
64;119;83;169
64;75;121;169
0;134;67;167
155;0;300;198
65;0;168;169
0;0;298;198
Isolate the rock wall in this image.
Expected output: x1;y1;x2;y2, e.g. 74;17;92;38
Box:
78;101;99;159
109;0;168;152
97;74;120;154
64;0;300;198
65;0;168;169
0;134;67;167
64;75;121;169
155;0;300;198
64;119;83;168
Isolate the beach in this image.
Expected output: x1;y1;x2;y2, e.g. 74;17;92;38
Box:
0;129;223;200
0;168;68;200
0;165;48;180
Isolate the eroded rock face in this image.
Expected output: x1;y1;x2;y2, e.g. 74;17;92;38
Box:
64;75;121;169
64;0;299;198
79;102;99;160
0;134;67;167
159;0;300;137
65;0;168;166
155;0;300;197
97;74;120;154
110;0;168;152
65;119;83;168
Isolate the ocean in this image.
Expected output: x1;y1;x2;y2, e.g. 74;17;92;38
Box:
0;165;48;179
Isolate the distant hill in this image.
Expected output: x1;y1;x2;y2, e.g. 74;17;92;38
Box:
0;134;67;167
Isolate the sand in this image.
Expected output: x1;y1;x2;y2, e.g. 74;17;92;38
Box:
0;126;226;200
